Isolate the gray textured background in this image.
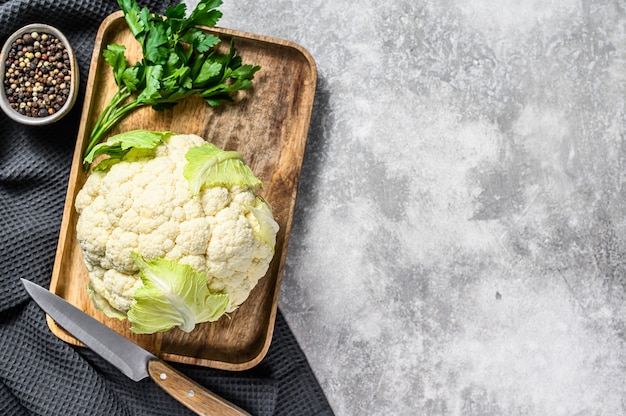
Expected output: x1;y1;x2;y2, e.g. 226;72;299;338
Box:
188;1;626;414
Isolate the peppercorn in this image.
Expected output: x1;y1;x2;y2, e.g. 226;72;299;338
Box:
3;30;72;118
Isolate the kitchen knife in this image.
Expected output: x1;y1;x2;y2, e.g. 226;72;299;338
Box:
21;278;251;416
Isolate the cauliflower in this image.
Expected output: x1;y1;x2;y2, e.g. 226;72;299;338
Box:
75;130;278;333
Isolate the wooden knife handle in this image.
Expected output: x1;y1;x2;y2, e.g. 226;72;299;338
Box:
148;359;251;416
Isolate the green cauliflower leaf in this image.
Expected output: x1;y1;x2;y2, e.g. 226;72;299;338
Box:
183;143;262;195
127;253;229;334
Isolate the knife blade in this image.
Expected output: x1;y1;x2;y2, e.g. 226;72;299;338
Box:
21;278;250;416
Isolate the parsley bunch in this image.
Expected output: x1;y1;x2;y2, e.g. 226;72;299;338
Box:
84;0;260;168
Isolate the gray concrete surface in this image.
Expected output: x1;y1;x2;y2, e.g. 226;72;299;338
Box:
187;1;626;414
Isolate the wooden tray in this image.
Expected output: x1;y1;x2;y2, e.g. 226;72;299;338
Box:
48;11;316;371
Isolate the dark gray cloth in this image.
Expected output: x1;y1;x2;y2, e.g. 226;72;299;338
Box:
0;1;333;415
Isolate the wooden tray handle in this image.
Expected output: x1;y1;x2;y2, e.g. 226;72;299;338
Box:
148;359;251;416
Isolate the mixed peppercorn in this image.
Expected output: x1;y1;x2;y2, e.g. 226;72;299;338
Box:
3;30;72;118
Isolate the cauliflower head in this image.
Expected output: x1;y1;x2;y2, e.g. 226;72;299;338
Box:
75;131;278;333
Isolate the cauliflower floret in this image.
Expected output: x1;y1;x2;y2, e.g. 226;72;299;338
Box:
76;195;111;265
105;228;139;272
176;217;212;255
201;187;231;216
75;133;278;319
101;269;144;311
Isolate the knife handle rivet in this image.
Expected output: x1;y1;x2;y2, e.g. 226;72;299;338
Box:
187;390;195;397
160;372;167;380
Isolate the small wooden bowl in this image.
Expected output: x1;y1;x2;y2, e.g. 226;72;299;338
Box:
0;23;78;125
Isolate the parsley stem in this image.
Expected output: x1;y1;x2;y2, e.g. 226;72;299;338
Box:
100;100;141;133
94;88;131;134
83;88;134;169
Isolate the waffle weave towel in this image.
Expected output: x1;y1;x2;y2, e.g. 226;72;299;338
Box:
0;1;333;415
